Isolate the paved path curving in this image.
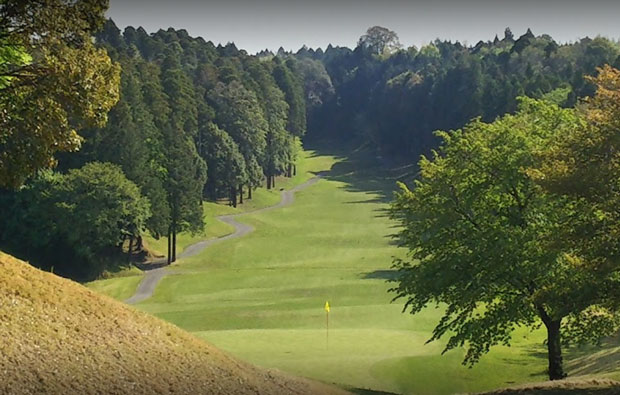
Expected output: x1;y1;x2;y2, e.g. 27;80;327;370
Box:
125;175;323;305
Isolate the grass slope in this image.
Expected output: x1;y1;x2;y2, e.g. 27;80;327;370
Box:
89;147;620;394
0;250;347;394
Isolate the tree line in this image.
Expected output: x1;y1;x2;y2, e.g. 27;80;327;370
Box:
86;20;308;262
295;26;620;162
0;7;307;280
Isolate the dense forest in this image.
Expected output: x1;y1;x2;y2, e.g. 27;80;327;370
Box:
0;16;307;279
299;26;620;161
2;10;620;282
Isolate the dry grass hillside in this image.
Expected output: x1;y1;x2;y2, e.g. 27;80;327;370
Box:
0;251;348;395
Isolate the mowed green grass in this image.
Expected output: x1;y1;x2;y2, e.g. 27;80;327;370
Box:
128;150;557;395
86;275;144;301
89;148;620;394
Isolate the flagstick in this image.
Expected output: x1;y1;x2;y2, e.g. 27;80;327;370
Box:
324;301;330;350
326;308;329;350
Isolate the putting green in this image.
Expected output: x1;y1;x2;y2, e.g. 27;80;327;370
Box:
89;149;620;394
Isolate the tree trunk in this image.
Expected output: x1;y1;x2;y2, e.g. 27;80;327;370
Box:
266;174;272;190
172;227;177;263
137;235;143;251
167;226;172;265
293;164;296;176
546;319;565;380
272;175;276;188
248;186;252;200
239;184;243;204
287;163;292;178
230;186;237;208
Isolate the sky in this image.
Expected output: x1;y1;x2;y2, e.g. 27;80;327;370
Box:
107;0;620;54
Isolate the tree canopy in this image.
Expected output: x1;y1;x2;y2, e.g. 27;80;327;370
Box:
0;19;307;275
0;0;120;188
390;90;620;380
358;26;402;57
300;27;620;163
0;162;149;279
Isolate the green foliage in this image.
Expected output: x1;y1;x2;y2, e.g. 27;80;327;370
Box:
208;80;267;188
0;40;31;89
201;123;246;199
0;0;120;188
390;98;620;379
58;162;151;254
85;21;304;202
33;20;304;269
273;58;307;137
66;54;171;237
541;86;572;105
294;57;334;108
0;163;149;279
303;28;620;161
531;66;620;342
161;53;207;235
244;58;292;181
358;26;403;57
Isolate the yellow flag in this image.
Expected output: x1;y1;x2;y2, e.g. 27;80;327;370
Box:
324;301;330;313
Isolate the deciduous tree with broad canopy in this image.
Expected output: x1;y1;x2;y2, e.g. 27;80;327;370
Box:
390;95;620;380
0;162;150;279
357;26;402;56
0;0;120;188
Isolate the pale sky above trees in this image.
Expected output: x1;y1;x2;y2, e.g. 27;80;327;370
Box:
107;0;620;54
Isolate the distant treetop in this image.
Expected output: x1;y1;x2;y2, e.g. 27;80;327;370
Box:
357;26;403;56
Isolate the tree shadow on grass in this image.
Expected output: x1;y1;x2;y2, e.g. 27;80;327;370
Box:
306;140;418;206
520;335;620;377
347;388;400;395
362;269;401;281
306;141;411;283
565;338;620;376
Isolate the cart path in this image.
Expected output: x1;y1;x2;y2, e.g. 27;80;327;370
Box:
125;174;323;305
